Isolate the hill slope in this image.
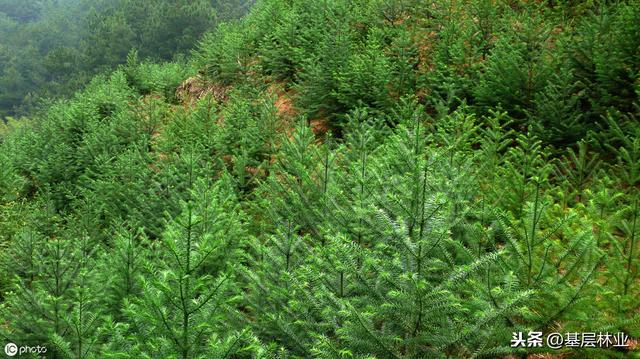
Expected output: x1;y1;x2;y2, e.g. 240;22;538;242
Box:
0;0;639;357
0;0;255;117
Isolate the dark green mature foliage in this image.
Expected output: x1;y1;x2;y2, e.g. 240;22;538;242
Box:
0;0;253;117
1;0;639;358
474;10;553;121
568;4;640;124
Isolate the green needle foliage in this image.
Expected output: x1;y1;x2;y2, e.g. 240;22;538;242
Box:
1;0;639;358
122;158;247;359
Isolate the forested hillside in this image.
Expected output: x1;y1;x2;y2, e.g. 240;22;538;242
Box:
0;0;639;358
0;0;254;117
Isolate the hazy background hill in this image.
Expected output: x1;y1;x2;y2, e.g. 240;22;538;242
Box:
0;0;254;118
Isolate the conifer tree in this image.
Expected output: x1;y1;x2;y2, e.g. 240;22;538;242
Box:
474;9;552;122
389;26;419;98
96;224;149;320
602;114;640;315
76;147;164;241
0;151;23;203
569;3;640;124
122;155;247;358
532;66;585;146
553;140;600;207
241;112;533;358
254;120;328;240
333;31;393;115
1;215;103;359
494;192;603;333
50;232;103;359
495;130;552;217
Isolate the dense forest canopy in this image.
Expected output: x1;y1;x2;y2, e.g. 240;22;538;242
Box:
0;0;254;117
0;0;639;358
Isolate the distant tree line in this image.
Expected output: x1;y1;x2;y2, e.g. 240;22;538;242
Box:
0;0;254;118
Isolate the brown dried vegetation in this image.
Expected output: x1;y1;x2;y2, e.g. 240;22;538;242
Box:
175;75;229;105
